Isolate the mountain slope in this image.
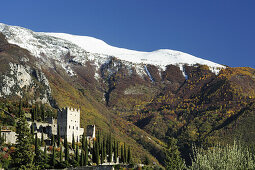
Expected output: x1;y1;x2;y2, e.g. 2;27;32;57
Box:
0;23;255;166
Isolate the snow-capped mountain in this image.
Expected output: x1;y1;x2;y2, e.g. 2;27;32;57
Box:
0;23;224;78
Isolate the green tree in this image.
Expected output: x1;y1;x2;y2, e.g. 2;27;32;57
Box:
80;149;84;166
64;135;69;162
57;125;60;146
121;145;124;163
72;133;75;150
108;134;112;162
11;109;34;169
85;142;88;166
41;133;45;146
164;137;185;170
114;140;117;163
34;133;42;166
75;143;79;165
51;135;55;146
127;146;131;164
124;143;127;163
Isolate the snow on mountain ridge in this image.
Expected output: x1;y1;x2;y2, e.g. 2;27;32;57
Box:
46;32;224;73
0;23;224;76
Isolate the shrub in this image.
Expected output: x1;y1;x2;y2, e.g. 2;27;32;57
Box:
189;140;255;169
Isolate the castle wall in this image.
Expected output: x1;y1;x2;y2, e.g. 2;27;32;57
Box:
57;107;84;142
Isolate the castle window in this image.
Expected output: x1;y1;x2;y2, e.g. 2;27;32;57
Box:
76;127;78;130
69;125;70;129
73;126;74;129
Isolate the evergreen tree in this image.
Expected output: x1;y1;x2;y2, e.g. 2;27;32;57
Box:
117;141;119;158
121;145;124;163
85;142;88;166
51;134;55;146
76;143;79;165
102;138;106;164
31;108;35;122
41;133;45;146
31;123;34;137
57;125;60;146
114;140;117;163
108;134;112;162
11;108;34;169
72;133;75;150
124;143;127;163
64;135;69;162
34;133;42;166
80;149;84;166
82;132;86;150
127;146;131;164
164;137;185;170
95;140;99;165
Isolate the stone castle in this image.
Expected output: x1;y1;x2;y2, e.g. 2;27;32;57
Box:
58;107;84;142
1;107;95;144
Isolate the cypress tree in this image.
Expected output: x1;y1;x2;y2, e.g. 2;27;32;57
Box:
85;142;88;166
41;133;44;146
76;143;79;165
124;143;127;163
57;125;60;147
114;140;117;163
72;133;75;150
117;141;119;158
102;138;106;164
31;123;35;138
64;135;69;162
121;145;124;163
80;149;84;166
34;133;42;166
82;132;85;150
51;134;55;146
95;140;99;165
108;134;112;162
127;146;131;164
31;108;35;122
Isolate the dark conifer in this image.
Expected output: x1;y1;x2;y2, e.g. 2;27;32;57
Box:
114;140;117;163
85;142;88;166
76;143;79;165
64;135;69;162
51;134;55;146
11;108;34;168
124;143;127;163
121;145;124;163
57;125;60;146
72;133;75;150
127;146;131;164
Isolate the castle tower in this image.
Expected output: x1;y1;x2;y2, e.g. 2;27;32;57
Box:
57;107;84;142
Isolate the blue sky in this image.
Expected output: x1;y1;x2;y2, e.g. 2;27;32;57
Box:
0;0;255;68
